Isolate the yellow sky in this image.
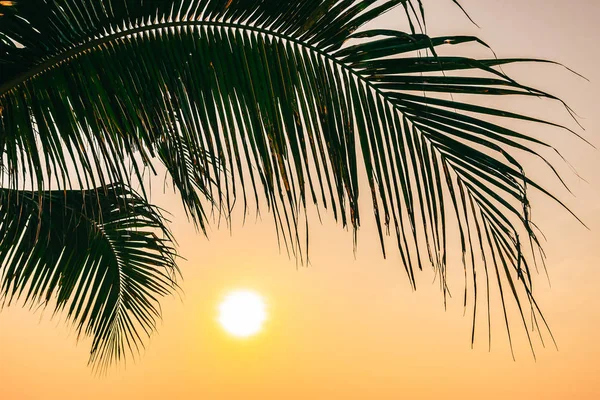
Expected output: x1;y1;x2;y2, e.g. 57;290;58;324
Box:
1;0;599;399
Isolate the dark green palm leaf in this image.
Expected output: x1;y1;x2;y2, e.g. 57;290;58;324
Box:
0;0;583;366
0;183;177;370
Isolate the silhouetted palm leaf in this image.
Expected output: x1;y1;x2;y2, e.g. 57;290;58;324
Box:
0;0;582;367
0;183;177;370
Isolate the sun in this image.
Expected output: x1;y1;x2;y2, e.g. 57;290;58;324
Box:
218;290;267;338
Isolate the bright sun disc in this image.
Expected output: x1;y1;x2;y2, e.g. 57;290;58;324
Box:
218;291;267;338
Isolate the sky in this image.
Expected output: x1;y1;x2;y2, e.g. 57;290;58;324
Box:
1;0;599;399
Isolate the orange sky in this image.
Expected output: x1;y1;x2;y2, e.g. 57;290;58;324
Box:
1;0;599;399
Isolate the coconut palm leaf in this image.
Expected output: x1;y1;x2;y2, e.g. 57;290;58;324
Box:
0;0;581;366
0;183;177;370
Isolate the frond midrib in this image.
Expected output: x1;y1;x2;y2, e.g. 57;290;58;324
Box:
64;206;132;356
3;192;128;322
0;18;397;114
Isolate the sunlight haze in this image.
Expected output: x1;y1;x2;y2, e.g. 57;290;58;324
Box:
1;1;599;399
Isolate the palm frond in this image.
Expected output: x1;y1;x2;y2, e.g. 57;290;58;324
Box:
0;183;178;371
0;0;583;365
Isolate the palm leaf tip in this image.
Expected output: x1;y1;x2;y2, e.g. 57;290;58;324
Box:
0;0;585;366
0;184;179;371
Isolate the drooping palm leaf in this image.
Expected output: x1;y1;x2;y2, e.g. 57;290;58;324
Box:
0;0;582;366
0;183;177;370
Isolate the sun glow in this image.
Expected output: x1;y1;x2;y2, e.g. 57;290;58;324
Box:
218;290;267;338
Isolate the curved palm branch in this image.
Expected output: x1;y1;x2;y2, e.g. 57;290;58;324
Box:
0;0;582;367
0;183;177;370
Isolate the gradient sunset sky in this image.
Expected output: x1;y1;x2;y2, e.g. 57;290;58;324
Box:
1;0;599;398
